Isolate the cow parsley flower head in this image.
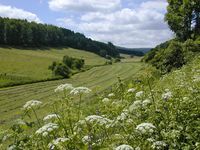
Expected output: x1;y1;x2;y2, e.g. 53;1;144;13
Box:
108;93;115;97
115;144;134;150
128;88;136;93
143;99;151;106
85;115;112;126
70;87;91;95
23;100;42;110
54;83;73;92
48;137;69;149
162;89;172;101
43;114;60;121
136;123;156;134
82;135;92;144
102;98;110;103
135;91;144;98
35;123;59;137
7;145;17;150
129;100;142;112
151;141;167;149
117;112;129;121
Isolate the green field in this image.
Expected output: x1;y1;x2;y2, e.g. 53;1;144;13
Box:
0;61;142;128
0;47;106;87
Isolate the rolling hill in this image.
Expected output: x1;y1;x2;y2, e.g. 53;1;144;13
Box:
0;47;106;87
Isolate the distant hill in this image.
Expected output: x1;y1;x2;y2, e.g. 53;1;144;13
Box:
117;47;151;56
0;17;119;57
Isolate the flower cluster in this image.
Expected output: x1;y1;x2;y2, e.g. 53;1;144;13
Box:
54;83;73;92
127;88;136;93
43;114;60;121
135;91;144;98
136;123;156;134
129;100;142;112
23;100;42;110
115;144;134;150
151;141;167;149
70;87;91;95
82;135;92;144
48;137;69;149
108;93;115;97
85;115;112;126
102;97;110;103
35;123;59;137
162;89;172;101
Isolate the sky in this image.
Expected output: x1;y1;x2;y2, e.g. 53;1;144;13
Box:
0;0;174;48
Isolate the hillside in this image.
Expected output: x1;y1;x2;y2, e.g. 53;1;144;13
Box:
0;61;142;128
117;47;151;56
0;17;119;57
0;47;106;87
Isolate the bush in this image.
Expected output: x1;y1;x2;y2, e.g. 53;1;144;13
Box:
161;41;186;73
49;55;85;78
144;39;199;74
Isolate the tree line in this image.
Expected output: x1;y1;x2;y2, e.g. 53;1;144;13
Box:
0;17;119;57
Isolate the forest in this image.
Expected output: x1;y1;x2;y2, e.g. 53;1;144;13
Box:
0;17;119;57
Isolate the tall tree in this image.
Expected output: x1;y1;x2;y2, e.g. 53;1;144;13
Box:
165;0;200;40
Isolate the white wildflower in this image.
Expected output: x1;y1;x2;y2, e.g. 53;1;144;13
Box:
35;123;58;137
129;100;142;112
102;98;110;103
85;115;112;126
16;119;26;125
136;123;156;134
70;87;91;95
52;137;69;145
117;112;128;121
135;91;144;98
151;141;167;149
126;119;134;124
143;99;151;106
193;75;200;82
7;145;17;150
23;100;42;110
162;89;172;101
43;114;60;121
108;93;115;97
54;83;73;92
147;138;156;143
82;135;92;144
115;144;134;150
127;88;136;93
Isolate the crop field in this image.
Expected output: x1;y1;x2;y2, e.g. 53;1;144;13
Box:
0;61;142;128
0;47;106;87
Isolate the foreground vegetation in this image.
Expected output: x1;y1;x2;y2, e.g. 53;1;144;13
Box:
0;47;106;87
0;0;199;149
0;56;199;149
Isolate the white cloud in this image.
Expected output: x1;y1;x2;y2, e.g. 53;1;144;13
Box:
0;4;41;23
49;0;121;12
140;0;168;12
56;0;173;48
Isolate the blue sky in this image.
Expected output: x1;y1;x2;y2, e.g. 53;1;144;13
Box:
0;0;173;48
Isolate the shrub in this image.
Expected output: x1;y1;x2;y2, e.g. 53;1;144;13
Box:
49;55;85;78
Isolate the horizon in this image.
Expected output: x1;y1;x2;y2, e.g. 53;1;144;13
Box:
0;0;173;48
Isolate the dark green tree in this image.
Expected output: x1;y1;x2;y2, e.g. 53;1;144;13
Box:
165;0;200;40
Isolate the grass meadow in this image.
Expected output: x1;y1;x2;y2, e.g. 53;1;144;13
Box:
0;61;142;128
0;47;106;87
